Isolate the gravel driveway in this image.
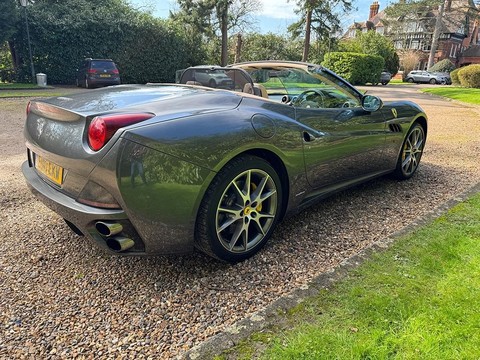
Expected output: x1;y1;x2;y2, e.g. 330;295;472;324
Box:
1;86;479;358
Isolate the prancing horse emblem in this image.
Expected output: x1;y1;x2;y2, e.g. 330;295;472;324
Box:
391;108;398;118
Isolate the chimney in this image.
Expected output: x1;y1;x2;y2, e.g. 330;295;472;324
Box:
369;1;380;20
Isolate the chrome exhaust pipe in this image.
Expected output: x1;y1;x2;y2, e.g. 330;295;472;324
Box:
95;221;123;237
106;236;135;252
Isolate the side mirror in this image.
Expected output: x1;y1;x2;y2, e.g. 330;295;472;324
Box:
362;95;383;112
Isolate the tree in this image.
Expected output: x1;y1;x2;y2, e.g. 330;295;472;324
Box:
339;30;400;74
7;0;204;83
0;1;19;45
289;0;353;62
232;33;303;63
0;1;23;73
171;0;261;66
398;50;422;81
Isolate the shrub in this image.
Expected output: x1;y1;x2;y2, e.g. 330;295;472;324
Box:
450;68;461;86
429;59;455;73
322;52;384;85
458;64;480;88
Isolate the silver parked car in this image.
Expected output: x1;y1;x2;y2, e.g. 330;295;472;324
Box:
22;61;427;262
405;70;449;84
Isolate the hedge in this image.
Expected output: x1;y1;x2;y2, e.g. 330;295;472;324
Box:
450;68;461;86
429;59;455;73
458;64;480;88
321;52;385;85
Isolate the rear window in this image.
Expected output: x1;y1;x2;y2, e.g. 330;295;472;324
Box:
91;61;116;70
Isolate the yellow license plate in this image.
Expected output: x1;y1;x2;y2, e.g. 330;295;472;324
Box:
100;74;111;78
36;155;64;185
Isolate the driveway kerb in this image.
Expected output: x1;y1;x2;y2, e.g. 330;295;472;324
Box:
182;181;480;360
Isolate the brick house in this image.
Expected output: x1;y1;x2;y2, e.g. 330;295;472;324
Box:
343;0;480;69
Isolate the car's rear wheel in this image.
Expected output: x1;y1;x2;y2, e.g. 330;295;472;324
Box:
195;155;282;262
429;78;436;84
393;123;425;180
208;79;217;88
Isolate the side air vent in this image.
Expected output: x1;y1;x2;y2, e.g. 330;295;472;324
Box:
389;123;402;133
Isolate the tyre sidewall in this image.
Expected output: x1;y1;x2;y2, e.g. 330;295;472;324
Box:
393;123;425;180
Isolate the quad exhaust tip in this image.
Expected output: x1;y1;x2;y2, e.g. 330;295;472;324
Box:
106;236;135;252
95;221;123;237
95;221;135;252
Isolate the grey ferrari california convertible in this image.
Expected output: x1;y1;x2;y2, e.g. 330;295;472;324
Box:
22;61;427;262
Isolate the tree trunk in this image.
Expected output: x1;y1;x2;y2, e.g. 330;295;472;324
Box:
220;4;229;66
234;33;242;63
302;8;312;62
8;40;20;72
427;0;446;69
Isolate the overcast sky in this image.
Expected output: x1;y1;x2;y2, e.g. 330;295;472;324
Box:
128;0;379;34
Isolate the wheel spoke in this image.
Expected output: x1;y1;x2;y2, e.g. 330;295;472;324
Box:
217;213;242;234
228;222;246;251
231;180;249;206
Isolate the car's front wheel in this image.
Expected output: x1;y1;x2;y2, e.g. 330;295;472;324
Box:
407;78;414;83
195;155;282;262
393;123;425;180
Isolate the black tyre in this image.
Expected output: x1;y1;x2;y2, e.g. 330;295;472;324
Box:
406;78;414;83
429;78;436;84
208;79;217;88
195;155;282;262
393;123;425;180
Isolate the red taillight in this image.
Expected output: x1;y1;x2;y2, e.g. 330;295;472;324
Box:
87;113;155;151
87;69;97;74
112;69;119;74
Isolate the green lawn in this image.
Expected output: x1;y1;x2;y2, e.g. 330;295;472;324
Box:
0;82;75;98
421;87;480;105
221;192;480;359
0;82;43;90
389;79;415;85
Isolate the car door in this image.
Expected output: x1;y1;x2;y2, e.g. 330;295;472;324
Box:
295;90;388;189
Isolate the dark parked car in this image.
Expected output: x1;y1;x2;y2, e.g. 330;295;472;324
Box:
76;58;121;88
23;61;427;262
379;71;392;85
405;70;449;84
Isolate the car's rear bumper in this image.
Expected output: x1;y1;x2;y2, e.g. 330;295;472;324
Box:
88;77;121;87
22;161;193;256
